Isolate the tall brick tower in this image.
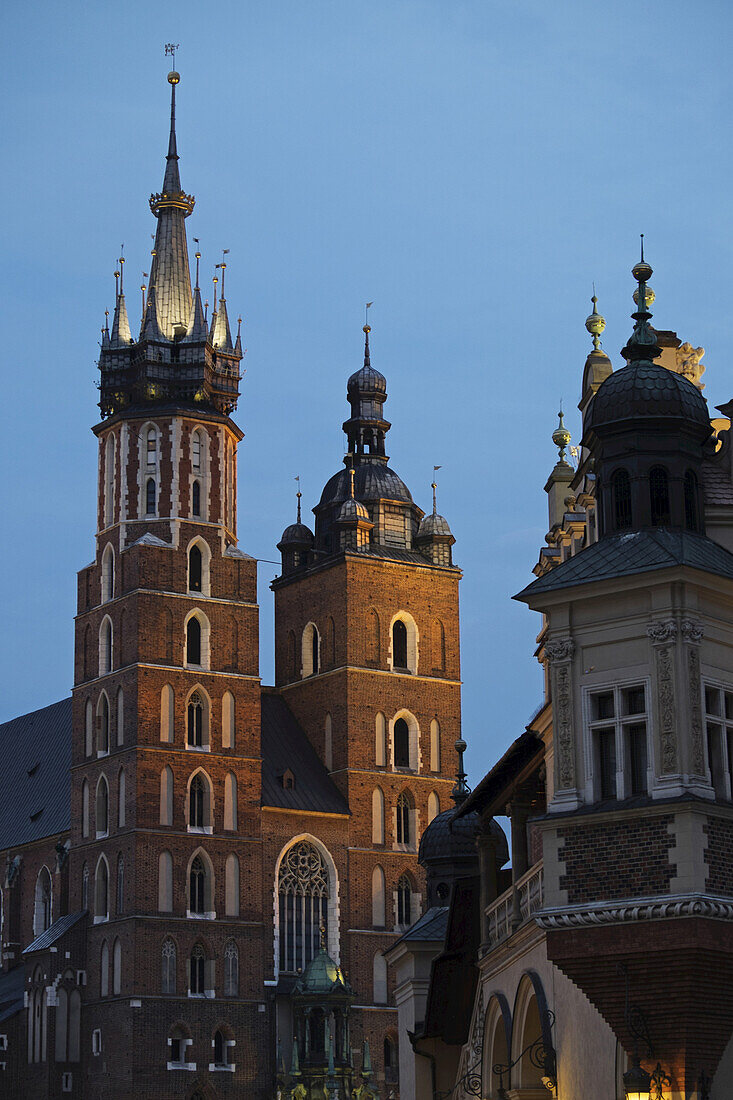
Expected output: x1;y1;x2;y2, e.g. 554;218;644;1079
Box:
69;66;269;1095
271;322;462;1073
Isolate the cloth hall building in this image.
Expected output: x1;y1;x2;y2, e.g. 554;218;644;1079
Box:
0;69;464;1099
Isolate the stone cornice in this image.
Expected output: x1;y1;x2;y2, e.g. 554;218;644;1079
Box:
536;892;733;930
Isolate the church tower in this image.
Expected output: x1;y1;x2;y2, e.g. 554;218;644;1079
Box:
69;67;269;1095
272;323;462;1033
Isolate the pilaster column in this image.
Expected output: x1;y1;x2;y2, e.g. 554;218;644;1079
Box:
545;637;579;809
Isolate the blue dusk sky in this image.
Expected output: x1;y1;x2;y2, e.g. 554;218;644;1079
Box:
2;0;732;786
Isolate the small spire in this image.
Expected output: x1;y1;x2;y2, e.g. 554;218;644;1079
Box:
585;287;606;352
432;466;442;515
110;255;132;346
363;323;371;368
211;294;233;350
621;234;661;364
193;239;201;288
204;299;209;323
183;284;208;342
235;316;243;354
162;49;182;194
295;476;302;523
451;738;470;805
552;409;571;462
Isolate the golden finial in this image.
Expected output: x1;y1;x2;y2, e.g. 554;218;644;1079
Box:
552;408;571;462
216;249;230;298
347;454;356;499
432;465;442;515
585;287;606;351
165;43;180;84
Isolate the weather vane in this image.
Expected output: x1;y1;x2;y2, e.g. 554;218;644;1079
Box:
164;43;179;67
365;301;373;327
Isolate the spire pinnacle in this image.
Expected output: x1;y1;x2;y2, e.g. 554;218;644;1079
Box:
585;287;606;352
451;738;470;805
552;409;571;462
363;323;371;367
432;466;442;515
622;235;661;364
193;238;200;288
295;476;302;523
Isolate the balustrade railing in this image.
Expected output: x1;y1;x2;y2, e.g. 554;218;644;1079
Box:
485;861;544;947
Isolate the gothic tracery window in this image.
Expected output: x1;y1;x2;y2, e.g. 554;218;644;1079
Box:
162;938;176;994
187;691;204;747
396;791;411;846
189;943;205;995
278;841;330;974
397;874;412;927
224;940;239;996
189;856;206;914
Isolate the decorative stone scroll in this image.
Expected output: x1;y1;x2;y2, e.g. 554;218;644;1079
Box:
683;621;705;777
546;637;576;790
681;619;704;645
647;621;678;774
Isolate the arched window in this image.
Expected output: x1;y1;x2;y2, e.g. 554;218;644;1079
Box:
396;792;411;846
116;855;124;914
116;687;124;746
189;854;212;916
96;775;109;837
225;853;240;917
373;952;387;1004
301;623;320;677
81;780;89;838
650;466;671;526
685;469;700;532
324;713;333;770
612;469;632;530
430;718;441;772
112;938;122;995
160;684;174;743
97;692;110;754
95;857;109;922
372;865;386;927
375;712;387;766
189;943;206;995
189;773;209;830
192;430;202;471
160;766;173;825
224;940;239;996
146;426;157;467
192;480;201;517
214;1029;228;1067
189;544;202;592
146;477;156;515
99;618;113;676
384;1035;398;1084
158;851;173;912
372;788;385;845
187;689;207;747
397;874;412;927
224;772;237;830
278;841;330;974
101;544;115;602
392;619;408;669
394;718;410;768
428;791;440;824
81;864;89;910
186;616;202;665
33;868;52;937
117;769;125;827
162;938;176;994
85;699;93;757
104;435;115;528
100;941;109;997
222;691;235;748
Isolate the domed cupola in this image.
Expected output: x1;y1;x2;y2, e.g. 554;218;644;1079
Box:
415;478;456;566
343;323;389;458
583;242;712;538
277;488;314;575
418;739;508;908
333;465;374;551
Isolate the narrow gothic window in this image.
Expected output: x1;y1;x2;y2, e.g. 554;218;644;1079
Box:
397;875;412;926
162;938;176;994
392;620;408;669
146;428;157;466
192;431;201;470
33;868;52;937
187;692;204;746
192;480;201;517
312;627;319;675
96;859;109;921
116;855;124;914
394;719;410;768
214;1030;227;1066
82;864;89;910
396;792;411;846
190;856;206;914
384;1036;398;1084
96;777;109;836
189;775;205;828
224;940;239;996
278;841;330;974
186;617;202;665
189;943;205;994
649;466;671;526
146;478;156;515
612;469;632;530
189;545;202;592
684;469;699;532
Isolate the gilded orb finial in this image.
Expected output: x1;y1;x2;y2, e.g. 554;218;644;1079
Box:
585;290;606;352
552;409;572;462
165;42;180;84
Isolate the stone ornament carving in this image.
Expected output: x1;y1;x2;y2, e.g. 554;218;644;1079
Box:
655;644;678;774
674;342;706;390
552;662;576;790
545;637;575;663
687;645;705;777
681;619;704;644
647;620;678;645
536;893;733;930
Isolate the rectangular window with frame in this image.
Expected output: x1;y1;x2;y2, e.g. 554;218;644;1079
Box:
703;685;733;799
588;683;649;802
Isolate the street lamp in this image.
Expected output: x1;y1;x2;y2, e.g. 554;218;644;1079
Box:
623;1053;651;1100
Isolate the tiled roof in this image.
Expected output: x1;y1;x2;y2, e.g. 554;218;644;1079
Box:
389;906;449;949
701;457;733;505
24;911;87;955
0;965;24;1024
0;699;71;851
516;528;733;600
260;693;349;816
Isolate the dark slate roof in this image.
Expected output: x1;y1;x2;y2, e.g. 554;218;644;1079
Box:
389;906;449;950
260;693;349;815
317;462;413;508
456;730;544;820
0;965;24;1024
701;457;733;505
586;361;711;433
0;698;71;851
516;528;733;601
24;911;87;955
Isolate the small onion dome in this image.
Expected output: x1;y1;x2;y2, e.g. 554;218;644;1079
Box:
336;497;370;523
587;361;710;434
277;522;314;551
293;946;353;997
418;806;507;867
417;511;454;540
347;362;387;395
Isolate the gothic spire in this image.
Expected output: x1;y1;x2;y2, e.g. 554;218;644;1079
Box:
110;256;132;346
146;68;194;341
